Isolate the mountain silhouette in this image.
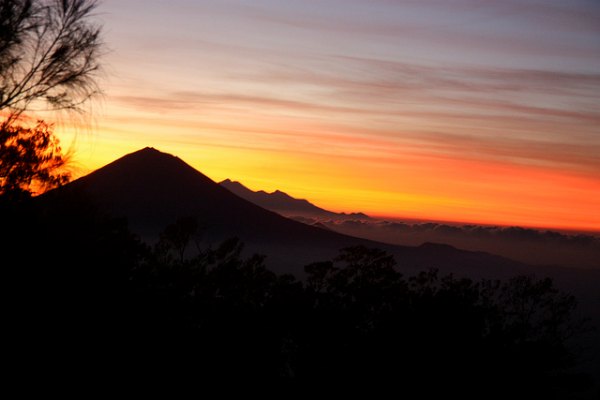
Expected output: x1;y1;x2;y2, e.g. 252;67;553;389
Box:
31;147;600;389
219;178;370;220
39;147;541;278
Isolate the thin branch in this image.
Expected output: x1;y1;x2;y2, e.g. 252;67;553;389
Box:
0;0;102;122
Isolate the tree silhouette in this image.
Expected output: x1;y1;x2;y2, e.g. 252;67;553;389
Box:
3;199;593;393
154;216;200;263
0;0;103;197
0;120;69;196
298;246;591;394
0;0;103;123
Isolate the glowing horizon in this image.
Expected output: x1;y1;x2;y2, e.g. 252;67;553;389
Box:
51;0;600;233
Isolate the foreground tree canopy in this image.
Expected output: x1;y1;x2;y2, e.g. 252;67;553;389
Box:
0;121;69;195
0;0;103;196
3;201;594;396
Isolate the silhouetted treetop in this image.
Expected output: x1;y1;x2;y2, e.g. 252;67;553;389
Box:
0;120;69;196
2;200;594;395
0;0;104;197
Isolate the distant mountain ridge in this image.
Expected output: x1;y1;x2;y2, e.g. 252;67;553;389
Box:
220;180;600;270
40;147;531;279
219;179;370;220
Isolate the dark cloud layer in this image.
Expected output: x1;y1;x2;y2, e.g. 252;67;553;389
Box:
306;218;600;269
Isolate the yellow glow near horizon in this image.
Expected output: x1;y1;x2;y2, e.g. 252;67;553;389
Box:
44;0;600;235
55;118;600;234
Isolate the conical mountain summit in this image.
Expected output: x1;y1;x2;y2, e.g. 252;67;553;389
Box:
43;147;527;278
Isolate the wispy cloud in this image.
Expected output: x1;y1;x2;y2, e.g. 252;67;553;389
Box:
92;0;600;231
113;51;600;176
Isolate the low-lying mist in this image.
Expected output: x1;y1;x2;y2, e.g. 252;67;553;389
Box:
292;217;600;269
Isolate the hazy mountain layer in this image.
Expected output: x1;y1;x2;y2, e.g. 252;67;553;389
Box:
42;147;530;279
219;178;370;220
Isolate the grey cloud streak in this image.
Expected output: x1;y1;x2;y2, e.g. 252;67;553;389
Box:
308;217;600;269
112;49;600;175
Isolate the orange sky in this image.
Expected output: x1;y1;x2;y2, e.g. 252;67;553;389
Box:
52;0;600;233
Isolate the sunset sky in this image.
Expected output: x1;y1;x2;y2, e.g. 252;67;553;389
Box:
56;0;600;232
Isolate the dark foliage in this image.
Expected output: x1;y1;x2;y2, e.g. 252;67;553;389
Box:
0;120;69;195
2;194;594;396
0;0;104;198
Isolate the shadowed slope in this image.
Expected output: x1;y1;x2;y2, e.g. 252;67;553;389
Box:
62;149;368;242
42;147;530;277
